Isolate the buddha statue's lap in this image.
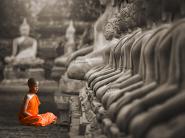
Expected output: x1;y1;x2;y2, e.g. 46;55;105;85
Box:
97;34;146;111
146;113;185;138
89;31;142;87
88;38;127;89
99;31;153;106
86;36;127;85
85;30;141;97
84;37;122;80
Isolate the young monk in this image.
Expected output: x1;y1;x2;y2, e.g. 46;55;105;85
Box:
18;78;57;126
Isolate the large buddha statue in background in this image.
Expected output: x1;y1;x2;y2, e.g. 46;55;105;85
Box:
54;20;76;67
51;21;76;80
5;18;44;67
3;18;45;80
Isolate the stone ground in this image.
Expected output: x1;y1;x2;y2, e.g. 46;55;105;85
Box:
69;96;84;138
0;86;70;138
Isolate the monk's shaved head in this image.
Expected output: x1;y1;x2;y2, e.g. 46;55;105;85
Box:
27;78;38;87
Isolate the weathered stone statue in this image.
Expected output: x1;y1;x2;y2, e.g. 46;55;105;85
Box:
66;24;94;65
67;0;119;80
130;20;185;138
76;0;185;137
114;1;183;135
89;30;142;94
51;20;76;80
5;18;44;67
54;20;76;67
4;18;44;80
106;25;169;123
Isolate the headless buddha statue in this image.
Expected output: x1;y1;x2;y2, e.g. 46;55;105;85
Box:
5;18;44;67
67;0;119;80
54;20;76;67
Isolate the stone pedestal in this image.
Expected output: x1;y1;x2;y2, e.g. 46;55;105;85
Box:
54;73;84;128
28;68;45;80
3;66;45;80
59;73;85;95
3;67;16;79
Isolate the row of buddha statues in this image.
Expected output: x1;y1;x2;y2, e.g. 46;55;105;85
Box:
63;0;185;138
2;0;118;83
3;18;80;81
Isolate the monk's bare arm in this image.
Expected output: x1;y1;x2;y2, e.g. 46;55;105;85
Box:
23;97;32;116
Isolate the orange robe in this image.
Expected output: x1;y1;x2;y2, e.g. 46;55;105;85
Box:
19;93;57;126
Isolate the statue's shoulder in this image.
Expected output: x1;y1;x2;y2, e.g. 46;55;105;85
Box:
13;37;20;43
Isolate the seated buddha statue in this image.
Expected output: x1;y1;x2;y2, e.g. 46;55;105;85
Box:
54;20;76;67
100;25;169;136
3;18;44;80
5;18;44;67
66;24;94;65
51;20;77;80
67;0;119;80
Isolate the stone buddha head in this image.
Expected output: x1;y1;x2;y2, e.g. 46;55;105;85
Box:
19;18;30;37
65;20;75;42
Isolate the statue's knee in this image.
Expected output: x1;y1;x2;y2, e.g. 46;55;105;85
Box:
96;85;109;100
67;63;85;80
67;63;78;77
5;56;12;63
129;113;148;137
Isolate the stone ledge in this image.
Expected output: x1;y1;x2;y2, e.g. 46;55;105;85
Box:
58;75;85;96
3;67;45;80
0;80;58;93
